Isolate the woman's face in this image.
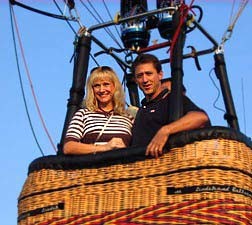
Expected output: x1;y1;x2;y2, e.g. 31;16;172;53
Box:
92;77;115;106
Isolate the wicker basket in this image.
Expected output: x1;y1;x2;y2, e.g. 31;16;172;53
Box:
18;127;252;224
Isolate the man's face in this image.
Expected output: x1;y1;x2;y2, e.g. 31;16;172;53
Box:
134;62;163;100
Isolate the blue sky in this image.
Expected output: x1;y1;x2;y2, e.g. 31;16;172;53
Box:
1;1;252;224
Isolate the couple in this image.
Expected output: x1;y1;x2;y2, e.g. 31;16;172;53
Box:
64;53;209;158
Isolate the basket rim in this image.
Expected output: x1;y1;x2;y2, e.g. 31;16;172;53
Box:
28;126;252;173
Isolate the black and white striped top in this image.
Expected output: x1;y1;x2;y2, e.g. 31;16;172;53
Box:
65;108;133;146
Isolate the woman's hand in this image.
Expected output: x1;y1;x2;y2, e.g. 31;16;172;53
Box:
93;138;126;153
106;137;126;150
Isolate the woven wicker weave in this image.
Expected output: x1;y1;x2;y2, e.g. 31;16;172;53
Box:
18;128;252;224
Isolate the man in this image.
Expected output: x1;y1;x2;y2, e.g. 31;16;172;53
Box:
126;77;185;119
161;77;212;127
131;53;209;158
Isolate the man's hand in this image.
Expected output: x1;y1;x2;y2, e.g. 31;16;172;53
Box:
145;111;209;158
146;126;169;158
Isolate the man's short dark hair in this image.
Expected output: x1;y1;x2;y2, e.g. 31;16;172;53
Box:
132;53;162;75
161;77;187;93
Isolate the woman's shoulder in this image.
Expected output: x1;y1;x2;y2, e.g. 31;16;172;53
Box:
126;105;139;120
76;107;88;113
113;112;134;124
73;107;92;117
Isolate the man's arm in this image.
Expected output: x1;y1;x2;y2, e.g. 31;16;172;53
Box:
146;111;209;158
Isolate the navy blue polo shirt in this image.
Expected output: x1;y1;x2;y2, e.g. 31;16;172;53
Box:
131;89;204;147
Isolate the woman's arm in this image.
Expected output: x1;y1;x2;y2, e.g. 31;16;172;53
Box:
63;138;126;155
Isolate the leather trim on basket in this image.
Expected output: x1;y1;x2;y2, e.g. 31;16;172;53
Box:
18;202;64;222
28;126;252;173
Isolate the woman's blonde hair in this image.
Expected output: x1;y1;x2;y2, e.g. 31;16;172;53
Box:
85;66;126;115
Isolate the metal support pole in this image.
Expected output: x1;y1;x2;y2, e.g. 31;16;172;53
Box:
125;73;140;107
57;34;92;155
214;52;240;130
168;10;186;122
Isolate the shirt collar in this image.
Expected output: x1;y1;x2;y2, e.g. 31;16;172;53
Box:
141;89;169;106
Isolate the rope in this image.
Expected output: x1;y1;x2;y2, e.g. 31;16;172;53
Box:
209;68;226;114
10;0;77;21
169;0;195;63
9;4;45;156
219;0;249;51
79;0;125;51
102;0;124;50
52;0;78;35
11;5;58;153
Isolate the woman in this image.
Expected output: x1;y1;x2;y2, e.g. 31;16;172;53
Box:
63;66;133;155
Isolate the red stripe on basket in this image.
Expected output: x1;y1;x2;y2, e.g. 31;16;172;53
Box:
34;199;252;225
